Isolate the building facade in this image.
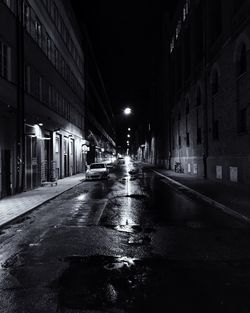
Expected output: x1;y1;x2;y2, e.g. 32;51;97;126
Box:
83;29;116;165
0;0;86;197
168;0;250;184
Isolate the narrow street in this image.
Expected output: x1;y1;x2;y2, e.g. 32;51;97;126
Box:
1;161;250;313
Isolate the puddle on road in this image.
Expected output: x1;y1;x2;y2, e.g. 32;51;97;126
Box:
127;235;151;245
105;224;155;234
54;255;250;313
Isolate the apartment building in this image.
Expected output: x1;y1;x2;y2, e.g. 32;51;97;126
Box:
168;0;250;184
0;0;86;197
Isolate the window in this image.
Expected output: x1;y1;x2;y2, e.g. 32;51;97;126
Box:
239;108;247;132
212;120;219;140
48;84;52;106
35;20;42;47
184;27;191;78
55;48;59;70
237;44;247;76
23;2;31;33
0;41;9;80
196;109;202;144
31;69;41;99
211;70;219;95
24;64;30;93
32;137;37;158
196;87;201;106
197;127;202;144
46;35;51;59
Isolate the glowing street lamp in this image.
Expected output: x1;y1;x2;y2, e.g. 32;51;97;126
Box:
124;107;132;115
127;134;130;138
128;128;131;131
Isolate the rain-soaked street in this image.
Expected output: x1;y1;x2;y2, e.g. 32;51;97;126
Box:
1;160;250;313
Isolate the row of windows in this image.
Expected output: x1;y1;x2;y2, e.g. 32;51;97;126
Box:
41;0;84;73
173;39;248;102
1;0;84;99
24;64;83;130
173;129;201;149
23;1;84;99
2;0;84;73
170;0;190;53
173;42;249;149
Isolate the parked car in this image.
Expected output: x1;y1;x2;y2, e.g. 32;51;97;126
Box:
86;163;109;180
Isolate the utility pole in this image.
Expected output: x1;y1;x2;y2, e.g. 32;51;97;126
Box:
16;0;25;192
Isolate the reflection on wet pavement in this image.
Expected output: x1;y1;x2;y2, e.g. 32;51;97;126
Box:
1;161;250;313
56;255;250;313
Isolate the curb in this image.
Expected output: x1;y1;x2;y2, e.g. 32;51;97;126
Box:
152;169;250;224
0;179;84;230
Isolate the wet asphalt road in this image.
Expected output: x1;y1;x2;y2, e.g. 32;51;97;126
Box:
1;161;250;312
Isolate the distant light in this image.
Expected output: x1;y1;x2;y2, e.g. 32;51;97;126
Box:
128;128;131;131
101;148;105;152
124;107;132;115
38;123;43;127
127;134;130;138
127;140;129;144
125;156;130;163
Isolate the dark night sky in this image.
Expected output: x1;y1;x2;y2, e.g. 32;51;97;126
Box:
71;1;177;116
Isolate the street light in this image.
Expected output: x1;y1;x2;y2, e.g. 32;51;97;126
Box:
128;128;131;131
127;134;130;138
124;107;132;115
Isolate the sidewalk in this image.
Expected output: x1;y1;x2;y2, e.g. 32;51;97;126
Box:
153;168;250;223
0;173;85;228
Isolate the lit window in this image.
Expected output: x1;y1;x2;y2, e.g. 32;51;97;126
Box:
23;2;31;33
35;20;42;47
